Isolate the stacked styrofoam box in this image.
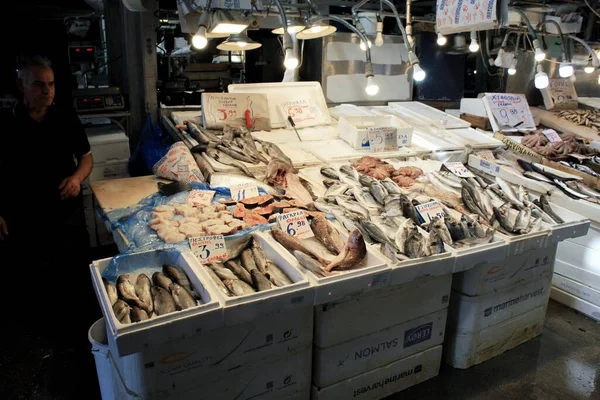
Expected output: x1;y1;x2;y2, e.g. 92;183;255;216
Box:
86;125;131;183
311;274;452;400
445;245;557;369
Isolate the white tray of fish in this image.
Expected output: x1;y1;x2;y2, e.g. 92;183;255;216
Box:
193;232;315;326
306;139;417;162
90;248;223;357
388;101;471;129
256;227;391;305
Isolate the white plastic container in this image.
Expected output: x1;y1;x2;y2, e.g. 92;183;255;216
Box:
444;304;547;369
389;246;455;287
550;287;600;322
337;115;413;150
556;240;600;280
312;308;447;388
388;101;471;129
452;245;557;296
554;259;600;292
90;248;223;357
311;345;443;400
449;236;508;274
448;272;552;335
314;274;452;348
88;318;125;400
545;203;590;244
552;273;600;308
255;230;391;305
86;125;131;163
194;232;315;326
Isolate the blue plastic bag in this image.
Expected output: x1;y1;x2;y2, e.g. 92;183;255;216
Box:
129;114;173;176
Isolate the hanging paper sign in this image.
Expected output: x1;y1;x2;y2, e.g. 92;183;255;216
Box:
189;235;228;263
541;79;578;110
201;93;271;130
367;126;397;152
436;0;498;35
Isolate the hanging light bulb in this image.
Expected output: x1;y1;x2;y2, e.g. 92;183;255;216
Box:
412;64;426;82
494;49;504;67
559;61;574;78
533;39;545;61
365;76;379;96
534;64;549;89
469;31;479;52
508;58;517;75
437;33;447;46
284;48;299;69
360;40;372;51
585;58;595;74
375;20;384;47
192;26;208;49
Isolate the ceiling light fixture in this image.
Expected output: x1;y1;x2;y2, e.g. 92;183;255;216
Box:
534;64;549;89
469;31;479;52
216;33;262;51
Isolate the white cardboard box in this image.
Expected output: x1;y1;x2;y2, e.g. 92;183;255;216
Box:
552;273;600;308
314;274;452;348
311;345;442;400
452;245;557;296
444;304;547;369
313;309;447;388
448;272;552;335
550;287;600;322
554;259;600;292
337;115;413;150
86;125;131;163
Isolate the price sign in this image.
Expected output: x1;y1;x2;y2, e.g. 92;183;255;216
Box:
277;210;313;239
484;93;535;132
187;190;216;206
189;235;228;263
216;108;237;121
415;201;446;223
230;183;259;202
367;126;397;152
542;129;562;143
479;159;500;176
444;162;474;178
546;79;578;110
476;150;496;161
397;132;411;147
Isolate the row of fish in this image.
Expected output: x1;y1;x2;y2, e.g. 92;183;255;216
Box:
202;237;293;297
103;265;199;324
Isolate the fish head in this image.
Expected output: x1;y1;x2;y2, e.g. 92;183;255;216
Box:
347;229;366;250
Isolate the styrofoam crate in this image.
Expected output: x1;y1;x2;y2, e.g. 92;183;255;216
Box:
388;102;471;129
448;271;552;335
388;245;455;286
444;304;547;369
556;240;600;278
449;235;509;274
113;307;313;397
314;274;452;348
546;202;590;244
552;273;600;308
554;259;600;292
193;232;315;326
90;248;223;357
311;345;442;400
88;158;130;182
550;287;600;322
337;115;413;150
255;230;391;306
86;125;131;163
313;308;447;388
565;223;600;252
452;245;557;296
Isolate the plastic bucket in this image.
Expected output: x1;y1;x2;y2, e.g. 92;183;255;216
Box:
89;318;117;400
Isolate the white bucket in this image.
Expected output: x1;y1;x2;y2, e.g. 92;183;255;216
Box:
89;318;118;400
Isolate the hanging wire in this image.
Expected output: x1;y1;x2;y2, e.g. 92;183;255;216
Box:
584;0;600;19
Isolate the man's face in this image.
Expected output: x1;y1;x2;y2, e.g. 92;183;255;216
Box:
19;66;55;107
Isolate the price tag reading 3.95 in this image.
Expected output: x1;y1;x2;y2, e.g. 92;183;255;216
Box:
277;211;314;239
189;235;228;263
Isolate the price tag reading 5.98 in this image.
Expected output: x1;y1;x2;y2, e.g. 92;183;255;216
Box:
189;235;228;263
277;211;313;239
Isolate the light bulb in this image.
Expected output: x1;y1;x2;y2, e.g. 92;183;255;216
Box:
375;21;384;46
310;25;325;33
437;33;447;46
192;26;208;49
597;75;600;84
494;49;504;67
360;40;372;51
534;47;545;62
559;62;573;78
413;64;426;82
469;39;479;52
535;70;549;89
365;76;379;96
236;41;248;48
508;58;517;75
585;60;594;74
284;48;299;70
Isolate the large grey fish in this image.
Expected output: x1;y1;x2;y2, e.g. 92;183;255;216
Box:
152;272;173;291
394;218;418;254
271;227;330;265
321;166;340;180
117;275;148;311
539;195;564;223
454;230;494;247
240;249;258;273
495;177;524;210
224;260;252;285
326;229;367;272
223;279;256;296
311;215;345;255
428;218;453;245
493;204;516;234
428;229;445;255
380;242;410;262
405;232;427;258
258;140;294;167
264;261;293;286
400;195;420;224
514;207;532;233
102;277;118;306
329;207;374;244
130;306;149;323
361;220;396;248
224;234;253;261
434;171;462;189
209;263;238;281
135;274;154;314
217;143;258;164
169;282;198;310
461;185;488;221
163;265;193;293
445;217;465;242
359;174;376;187
325;182;350;197
334;196;369;219
382;195;404;217
462;214;485;238
381;178;401;194
206;148;255;178
233;137;268;164
293;251;331;278
151;286;177;316
113;300;131;324
251;243;268;274
339;165;359;181
203;266;232;297
368;180;388;205
251;269;272;292
187;121;219;145
351;187;380;214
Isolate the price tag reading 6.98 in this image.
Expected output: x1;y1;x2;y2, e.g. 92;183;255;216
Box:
277;211;313;239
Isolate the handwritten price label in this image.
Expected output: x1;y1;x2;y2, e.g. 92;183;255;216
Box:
280;99;317;124
187;190;216;206
542;129;562;143
230;183;259;202
277;211;313;239
485;93;535;131
415;201;446;223
189;235;228;263
367;126;397;152
479;159;500;176
216;108;237;121
444;162;474;178
476;150;496;161
491;107;522;127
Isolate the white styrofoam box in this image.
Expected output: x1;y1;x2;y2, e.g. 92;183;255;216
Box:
314;274;452;348
195;232;315;327
311;345;442;400
565;223;600;251
388;102;471;129
553;273;600;308
88;158;130;182
444;127;503;149
444;304;547;369
306;138;416;163
228;81;331;129
546;202;590;244
90;248;223;357
86;125;131;163
313;309;447;388
544;15;583;34
113;308;313;397
113;343;312;399
453;245;557;296
255;230;391;305
328;104;375;120
389;245;455;287
549;191;600;226
550;287;600;322
337;115;413;150
460;98;488;118
448;272;552;335
556;240;600;279
554;259;600;292
495;229;550;257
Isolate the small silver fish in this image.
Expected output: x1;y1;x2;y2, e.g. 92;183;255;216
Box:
203;266;232;297
224;260;253;285
169;282;198;310
251;269;272;292
293;251;331;278
223;279;256;296
151;286;177;316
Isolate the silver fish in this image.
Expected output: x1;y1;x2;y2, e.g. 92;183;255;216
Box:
113;300;131;324
169;282;198;310
493;204;516;234
568;181;600;198
352;187;381;214
224;260;253;285
405;232;427;258
454;230;494;247
523;171;553;184
151;286;177;316
400;195;421;224
224;279;256;296
461;185;489;221
381;178;402;194
240;249;258;273
152;272;173;291
209;263;238;281
495;177;523;210
514;207;532;233
325;182;351;197
339;165;359;181
224;234;253;261
117;275;148;311
102;278;118;306
539;195;564;223
434;171;462;189
264;261;293;286
203;266;232;297
359;174;376;187
251;269;272;292
293;251;331;278
427;172;460;196
135;274;154;315
361;220;396;248
321;166;340;180
217;143;258;164
368;180;388;205
163;265;193;293
130;306;149;323
259;140;294;167
394;218;418;254
428;229;445;255
206;148;255;178
187;121;219;144
429;218;453;245
382;195;404;217
251;243;268;274
334;196;369;219
329;208;374;244
322;178;338;188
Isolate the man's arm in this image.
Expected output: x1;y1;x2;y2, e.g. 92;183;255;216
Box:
59;152;93;200
74;152;93;183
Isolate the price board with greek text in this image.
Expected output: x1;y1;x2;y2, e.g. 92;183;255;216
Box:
277;211;313;239
230;183;259;202
280;98;325;128
444;162;474;178
367;126;397;152
201;93;270;130
187;190;216;206
189;235;228;263
415;201;446;223
483;93;536;132
545;79;578;110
